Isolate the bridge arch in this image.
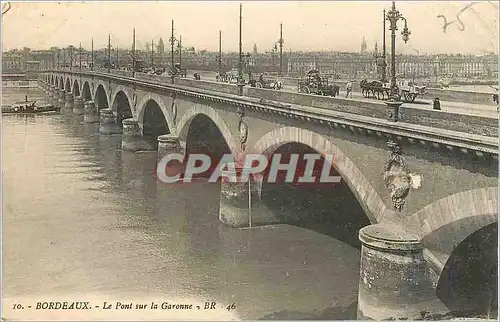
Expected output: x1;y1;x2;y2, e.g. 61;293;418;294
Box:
176;105;240;156
72;79;80;97
409;187;497;270
138;98;171;149
251;126;390;224
136;93;173;130
407;187;498;316
94;84;109;110
111;90;133;128
82;81;92;101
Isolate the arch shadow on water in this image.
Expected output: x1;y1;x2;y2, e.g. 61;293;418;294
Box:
260;142;371;249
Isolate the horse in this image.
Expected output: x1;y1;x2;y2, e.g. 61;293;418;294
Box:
273;81;283;90
332;84;340;97
360;79;371;97
360;80;389;100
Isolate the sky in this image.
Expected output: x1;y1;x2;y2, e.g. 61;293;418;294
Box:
1;1;499;55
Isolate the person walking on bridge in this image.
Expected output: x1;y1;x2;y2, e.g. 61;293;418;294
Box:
346;81;353;98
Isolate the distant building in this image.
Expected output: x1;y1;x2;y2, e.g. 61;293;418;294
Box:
360;37;367;55
2;53;24;73
157;38;165;55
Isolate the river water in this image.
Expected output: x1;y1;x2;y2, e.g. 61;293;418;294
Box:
2;86;362;320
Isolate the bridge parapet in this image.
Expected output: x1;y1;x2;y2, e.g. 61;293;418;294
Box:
162;76;500;138
43;69;498;157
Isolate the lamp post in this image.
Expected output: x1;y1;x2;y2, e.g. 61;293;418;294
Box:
69;46;73;70
108;34;111;73
387;1;410;101
382;9;387;83
151;39;154;69
132;28;136;77
385;1;411;122
91;38;94;71
169;19;179;84
79;42;82;69
218;30;222;75
278;23;284;76
237;3;244;95
177;35;182;69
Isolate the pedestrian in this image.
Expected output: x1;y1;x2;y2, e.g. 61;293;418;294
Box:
433;97;441;110
346;81;353;98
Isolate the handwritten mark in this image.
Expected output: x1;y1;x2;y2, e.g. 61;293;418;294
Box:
2;2;11;16
437;2;479;33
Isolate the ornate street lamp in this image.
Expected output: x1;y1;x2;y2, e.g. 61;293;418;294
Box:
387;1;411;101
277;23;284;76
385;1;411;122
217;30;222;75
237;3;245;95
170;19;181;84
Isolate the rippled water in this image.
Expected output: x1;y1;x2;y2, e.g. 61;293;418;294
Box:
2;86;362;320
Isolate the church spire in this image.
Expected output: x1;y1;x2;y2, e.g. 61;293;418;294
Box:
361;37;367;55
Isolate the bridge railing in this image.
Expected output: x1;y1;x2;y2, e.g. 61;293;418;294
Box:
46;69;498;139
175;78;241;96
135;72;171;84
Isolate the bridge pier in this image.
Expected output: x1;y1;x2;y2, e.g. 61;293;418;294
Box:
64;92;74;110
122;118;155;151
157;134;184;161
99;108;122;134
44;85;50;103
48;85;55;105
73;96;84;115
84;101;100;123
58;89;65;109
357;224;448;320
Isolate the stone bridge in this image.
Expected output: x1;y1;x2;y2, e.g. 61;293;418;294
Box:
39;69;498;320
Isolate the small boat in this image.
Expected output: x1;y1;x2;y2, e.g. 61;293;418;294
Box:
2;99;60;115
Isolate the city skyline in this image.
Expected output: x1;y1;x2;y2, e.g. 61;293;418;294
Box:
2;1;499;55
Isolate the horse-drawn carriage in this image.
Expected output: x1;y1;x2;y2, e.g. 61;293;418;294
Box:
251;75;282;90
170;64;187;78
216;68;239;83
298;70;339;97
360;79;427;102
